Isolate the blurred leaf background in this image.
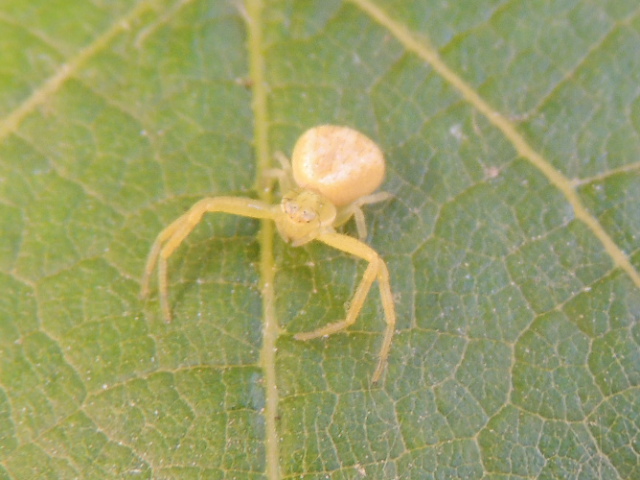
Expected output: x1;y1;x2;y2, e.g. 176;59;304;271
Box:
0;0;639;478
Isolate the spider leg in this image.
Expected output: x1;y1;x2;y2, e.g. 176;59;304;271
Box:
334;204;368;240
335;191;393;240
352;191;393;240
295;232;396;383
141;196;277;321
263;151;294;192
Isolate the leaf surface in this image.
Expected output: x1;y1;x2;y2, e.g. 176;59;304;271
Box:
0;0;639;478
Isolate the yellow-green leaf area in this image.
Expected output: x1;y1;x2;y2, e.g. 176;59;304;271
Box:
0;0;638;479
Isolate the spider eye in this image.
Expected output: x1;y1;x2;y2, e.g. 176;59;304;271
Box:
283;202;317;223
283;200;298;215
300;209;316;222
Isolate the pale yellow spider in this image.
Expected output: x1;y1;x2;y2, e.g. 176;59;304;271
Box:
141;125;396;382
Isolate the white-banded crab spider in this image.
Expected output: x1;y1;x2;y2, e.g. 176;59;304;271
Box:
141;125;396;382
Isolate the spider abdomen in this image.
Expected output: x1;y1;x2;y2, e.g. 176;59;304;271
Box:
291;125;385;207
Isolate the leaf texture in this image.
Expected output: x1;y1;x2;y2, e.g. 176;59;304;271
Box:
0;0;639;478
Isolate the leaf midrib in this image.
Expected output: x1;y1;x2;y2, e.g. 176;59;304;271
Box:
245;0;281;479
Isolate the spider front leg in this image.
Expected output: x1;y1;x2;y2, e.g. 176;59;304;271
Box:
294;232;396;383
140;196;277;321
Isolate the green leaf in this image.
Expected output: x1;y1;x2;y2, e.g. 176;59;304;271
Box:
1;0;639;479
